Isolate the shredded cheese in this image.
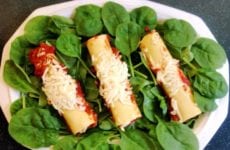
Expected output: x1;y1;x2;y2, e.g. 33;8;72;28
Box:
42;60;85;113
92;50;132;105
157;59;183;98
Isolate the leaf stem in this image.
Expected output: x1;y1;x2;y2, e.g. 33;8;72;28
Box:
21;93;26;109
127;55;135;77
139;52;157;85
134;70;148;79
78;57;96;78
75;59;80;78
133;62;143;69
182;58;198;73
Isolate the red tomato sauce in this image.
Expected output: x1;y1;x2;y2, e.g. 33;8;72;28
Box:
29;43;55;76
76;81;97;126
178;69;191;86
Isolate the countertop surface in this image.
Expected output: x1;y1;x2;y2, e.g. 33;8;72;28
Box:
0;0;229;149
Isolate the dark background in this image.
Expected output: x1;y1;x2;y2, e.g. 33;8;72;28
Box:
0;0;229;149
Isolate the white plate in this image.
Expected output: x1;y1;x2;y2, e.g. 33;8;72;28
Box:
0;0;229;149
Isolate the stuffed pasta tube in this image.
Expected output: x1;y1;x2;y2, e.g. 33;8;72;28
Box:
86;35;141;129
140;30;201;122
29;43;97;134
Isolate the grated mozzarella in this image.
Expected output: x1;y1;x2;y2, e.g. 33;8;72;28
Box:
157;59;183;97
92;50;132;105
42;60;85;113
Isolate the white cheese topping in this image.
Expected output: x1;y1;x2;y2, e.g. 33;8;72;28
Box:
157;59;183;97
92;51;132;105
42;60;85;112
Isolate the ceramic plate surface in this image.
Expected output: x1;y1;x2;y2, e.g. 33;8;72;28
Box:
0;0;229;149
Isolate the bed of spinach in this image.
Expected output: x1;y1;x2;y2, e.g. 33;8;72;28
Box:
3;1;228;150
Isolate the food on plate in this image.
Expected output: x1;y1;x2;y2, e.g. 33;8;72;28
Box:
29;43;97;134
140;30;201;122
1;1;228;149
86;34;142;128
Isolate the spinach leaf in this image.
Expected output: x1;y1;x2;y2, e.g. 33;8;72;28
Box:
130;76;153;92
76;62;88;81
180;47;194;63
74;5;103;37
53;135;78;150
130;6;157;33
38;91;48;107
99;118;114;131
102;1;130;36
76;131;111;150
168;47;194;63
142;86;167;122
194;91;217;112
156;121;199;150
56;51;78;69
159;19;197;48
193;69;228;98
84;77;99;101
115;22;142;56
56;33;81;57
191;38;227;69
48;15;75;35
24;16;51;44
120;129;161;150
10;97;38;116
8;108;62;148
51;15;74;29
10;35;31;65
142;85;157;122
3;60;39;94
30;76;42;89
132;118;155;130
150;87;167;116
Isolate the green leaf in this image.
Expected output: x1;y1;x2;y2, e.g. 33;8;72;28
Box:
130;6;157;33
84;77;99;101
48;15;75;35
10;98;38;116
24;16;51;44
150;87;167;115
56;51;78;69
156;121;199;150
102;1;130;36
120;129;162;150
191;38;227;69
38;91;48;107
53;136;78;150
194;91;217;112
30;76;42;89
51;15;74;29
99;118;113;131
142;86;157;122
8;108;62;148
3;60;39;94
130;76;153;92
160;19;197;48
193;69;228;98
74;4;103;37
76;131;111;150
115;22;142;56
10;35;31;65
56;33;81;57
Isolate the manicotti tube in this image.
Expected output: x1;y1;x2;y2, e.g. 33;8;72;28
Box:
139;30;201;122
29;43;97;134
86;35;141;129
